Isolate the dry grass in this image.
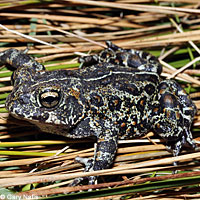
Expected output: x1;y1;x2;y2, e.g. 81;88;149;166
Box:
0;0;200;199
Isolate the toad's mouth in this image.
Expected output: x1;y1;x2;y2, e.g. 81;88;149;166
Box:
9;112;74;137
9;111;65;126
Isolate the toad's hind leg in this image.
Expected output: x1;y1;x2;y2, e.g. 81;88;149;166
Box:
78;41;122;67
152;80;196;156
79;41;162;74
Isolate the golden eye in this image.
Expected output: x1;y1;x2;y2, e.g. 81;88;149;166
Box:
39;89;61;108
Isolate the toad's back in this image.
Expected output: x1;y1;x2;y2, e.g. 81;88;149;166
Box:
78;63;160;139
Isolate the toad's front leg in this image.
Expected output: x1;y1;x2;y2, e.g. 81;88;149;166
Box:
70;119;118;185
0;48;45;87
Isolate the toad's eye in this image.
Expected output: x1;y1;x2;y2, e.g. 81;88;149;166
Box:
39;89;61;108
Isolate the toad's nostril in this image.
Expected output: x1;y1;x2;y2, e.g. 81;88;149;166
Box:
18;94;31;104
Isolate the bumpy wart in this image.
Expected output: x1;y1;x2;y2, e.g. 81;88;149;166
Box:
2;41;197;185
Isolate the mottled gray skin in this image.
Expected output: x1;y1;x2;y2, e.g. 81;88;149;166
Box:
3;41;196;185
